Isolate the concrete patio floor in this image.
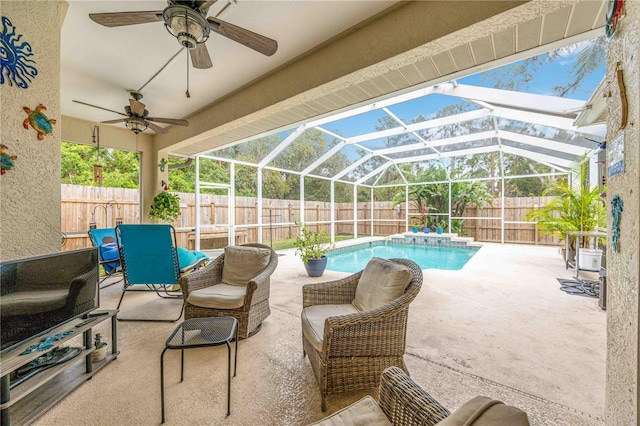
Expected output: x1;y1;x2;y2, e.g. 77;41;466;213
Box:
35;241;606;425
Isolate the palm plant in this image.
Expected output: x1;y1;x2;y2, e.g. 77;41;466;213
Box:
526;158;605;251
392;166;493;234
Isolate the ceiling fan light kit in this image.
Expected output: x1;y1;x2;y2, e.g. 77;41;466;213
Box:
125;117;148;134
163;5;209;49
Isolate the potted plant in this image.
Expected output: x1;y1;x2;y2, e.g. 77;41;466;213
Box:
148;191;181;223
436;220;446;234
419;208;430;233
293;221;335;277
410;217;421;233
525;158;606;261
92;333;107;362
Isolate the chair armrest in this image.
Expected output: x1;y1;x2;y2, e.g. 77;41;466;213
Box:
179;254;224;298
322;300;412;357
302;272;362;308
378;366;451;426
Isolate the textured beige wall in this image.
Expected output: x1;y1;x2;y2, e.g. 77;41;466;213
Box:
605;1;640;423
0;1;66;261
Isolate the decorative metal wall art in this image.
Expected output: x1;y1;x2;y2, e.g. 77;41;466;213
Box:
605;62;628;131
23;104;56;139
606;0;625;40
611;195;623;253
158;158;167;172
0;144;17;175
1;16;38;88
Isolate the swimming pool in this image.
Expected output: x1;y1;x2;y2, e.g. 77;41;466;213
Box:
325;241;478;273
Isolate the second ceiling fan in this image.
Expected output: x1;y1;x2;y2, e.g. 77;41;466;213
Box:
89;0;278;69
73;92;189;134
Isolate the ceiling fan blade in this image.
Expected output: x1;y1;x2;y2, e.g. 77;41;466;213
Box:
129;99;146;117
146;121;169;134
73;100;127;116
146;117;189;126
207;17;278;56
89;11;163;28
190;44;213;69
101;118;127;124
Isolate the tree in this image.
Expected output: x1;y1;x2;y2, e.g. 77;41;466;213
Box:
61;142;139;188
526;157;606;250
391;166;493;233
481;36;605;97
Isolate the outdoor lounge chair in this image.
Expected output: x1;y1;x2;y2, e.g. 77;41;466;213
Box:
309;366;530;425
179;243;277;338
115;224;208;322
301;257;422;411
88;227;122;288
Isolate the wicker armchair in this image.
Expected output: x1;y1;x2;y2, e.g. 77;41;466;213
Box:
302;258;422;411
310;366;530;426
309;366;450;425
179;243;277;338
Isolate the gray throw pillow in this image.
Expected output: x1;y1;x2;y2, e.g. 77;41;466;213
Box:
352;257;413;311
222;246;271;287
435;396;530;426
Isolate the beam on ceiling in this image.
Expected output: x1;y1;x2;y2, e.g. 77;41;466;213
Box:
498;130;590;156
432;83;587;117
502;145;574;168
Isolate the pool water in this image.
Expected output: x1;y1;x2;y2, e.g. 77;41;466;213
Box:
326;241;478;273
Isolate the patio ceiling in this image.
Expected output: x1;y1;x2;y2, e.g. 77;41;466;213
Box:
60;1;608;160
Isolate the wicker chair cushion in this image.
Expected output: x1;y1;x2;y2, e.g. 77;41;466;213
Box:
222;245;271;286
352;257;413;311
307;396;391;426
187;283;247;309
435;396;530;426
301;304;359;351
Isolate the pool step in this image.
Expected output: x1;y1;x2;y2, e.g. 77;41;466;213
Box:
389;232;482;249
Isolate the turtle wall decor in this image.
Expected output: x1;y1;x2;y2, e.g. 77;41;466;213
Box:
23;104;56;140
1;144;17;175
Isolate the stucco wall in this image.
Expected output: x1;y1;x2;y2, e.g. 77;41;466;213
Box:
605;1;640;423
0;1;66;261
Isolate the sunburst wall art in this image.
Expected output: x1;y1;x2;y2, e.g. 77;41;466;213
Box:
1;16;38;88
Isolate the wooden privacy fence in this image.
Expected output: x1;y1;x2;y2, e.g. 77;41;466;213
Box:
61;185;560;251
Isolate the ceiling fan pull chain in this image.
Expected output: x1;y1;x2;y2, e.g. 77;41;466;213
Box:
186;50;191;98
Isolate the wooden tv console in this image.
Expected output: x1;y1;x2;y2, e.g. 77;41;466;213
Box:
0;310;118;425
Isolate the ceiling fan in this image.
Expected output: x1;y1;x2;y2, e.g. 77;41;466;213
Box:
73;92;189;134
88;0;278;69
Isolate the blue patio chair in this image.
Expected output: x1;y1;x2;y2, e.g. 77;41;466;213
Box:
115;224;208;322
88;228;123;288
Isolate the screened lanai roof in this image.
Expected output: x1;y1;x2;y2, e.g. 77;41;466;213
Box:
203;79;606;186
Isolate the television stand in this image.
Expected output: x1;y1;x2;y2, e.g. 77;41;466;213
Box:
0;310;118;426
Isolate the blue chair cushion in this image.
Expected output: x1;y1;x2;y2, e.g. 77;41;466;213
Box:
177;247;209;273
99;243;120;274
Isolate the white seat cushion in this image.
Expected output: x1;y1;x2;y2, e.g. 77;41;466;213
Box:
187;283;247;309
352;257;413;311
301;304;359;352
307;396;391;426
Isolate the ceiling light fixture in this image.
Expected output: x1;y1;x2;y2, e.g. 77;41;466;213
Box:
125;117;148;134
163;5;210;49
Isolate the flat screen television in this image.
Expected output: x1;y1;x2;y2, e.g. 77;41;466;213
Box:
0;247;99;354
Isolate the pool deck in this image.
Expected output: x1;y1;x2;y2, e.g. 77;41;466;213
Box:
36;241;605;425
